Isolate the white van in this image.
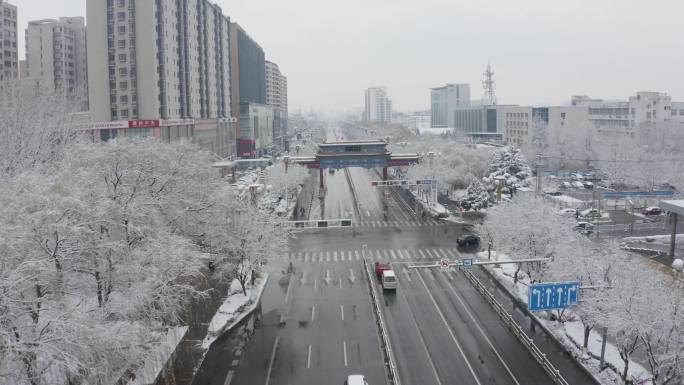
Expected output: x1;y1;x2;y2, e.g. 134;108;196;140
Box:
381;270;397;290
345;374;369;385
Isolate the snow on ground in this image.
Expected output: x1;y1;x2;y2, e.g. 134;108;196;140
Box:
475;251;652;384
201;273;269;350
549;194;584;206
128;326;189;385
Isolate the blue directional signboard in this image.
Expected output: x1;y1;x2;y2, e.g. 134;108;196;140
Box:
528;281;580;312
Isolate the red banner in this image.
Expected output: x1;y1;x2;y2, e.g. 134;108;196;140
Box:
128;119;160;128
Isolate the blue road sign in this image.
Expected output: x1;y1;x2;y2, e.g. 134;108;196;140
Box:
528;281;580;311
462;258;473;267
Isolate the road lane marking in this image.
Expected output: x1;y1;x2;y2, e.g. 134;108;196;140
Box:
440;272;522;385
397;250;406;260
341;305;345;321
304;252;310;262
343;341;348;367
314;278;317;292
437;248;450;259
383;249;390;260
311;305;316;322
402;267;412;282
446;248;458;258
340;251;345;261
223;370;234;385
397;271;442;385
339;278;343;289
355;250;361;260
307;344;312;369
333;251;338;262
424;249;437;259
415;271;482;385
264;336;280;385
418;249;427;259
389;250;398;260
375;250;382;261
326;251;331;262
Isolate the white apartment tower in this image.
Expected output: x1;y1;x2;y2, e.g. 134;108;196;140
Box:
26;17;88;107
87;0;232;121
265;60;287;113
0;0;18;81
430;83;470;128
364;86;392;123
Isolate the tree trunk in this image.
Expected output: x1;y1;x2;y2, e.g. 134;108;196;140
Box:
622;354;630;382
514;263;521;283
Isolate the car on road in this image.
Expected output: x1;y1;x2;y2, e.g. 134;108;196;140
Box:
643;206;663;215
456;234;480;248
579;208;602;219
374;262;392;279
583;181;594;189
574;222;594;234
345;374;369;385
545;190;563;196
381;270;397;290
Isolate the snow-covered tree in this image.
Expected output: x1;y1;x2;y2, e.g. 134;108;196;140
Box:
482;147;532;195
459;177;490;210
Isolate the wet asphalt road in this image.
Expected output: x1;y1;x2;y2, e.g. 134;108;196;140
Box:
196;165;598;385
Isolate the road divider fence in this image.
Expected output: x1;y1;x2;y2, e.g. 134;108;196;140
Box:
363;259;401;385
461;268;570;385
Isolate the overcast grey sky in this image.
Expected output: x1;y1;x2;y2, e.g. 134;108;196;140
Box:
18;0;684;113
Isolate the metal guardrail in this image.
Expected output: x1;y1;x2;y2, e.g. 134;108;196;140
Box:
596;222;666;232
363;258;401;385
461;268;570;385
285;218;353;228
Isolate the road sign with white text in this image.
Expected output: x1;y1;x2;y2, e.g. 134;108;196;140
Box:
462;259;473;267
528;281;580;311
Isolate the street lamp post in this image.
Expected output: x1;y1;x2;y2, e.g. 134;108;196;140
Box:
283;155;290;212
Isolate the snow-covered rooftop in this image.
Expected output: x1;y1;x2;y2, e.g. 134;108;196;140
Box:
659;199;684;215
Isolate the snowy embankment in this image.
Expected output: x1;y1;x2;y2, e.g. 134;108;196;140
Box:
479;252;652;385
127;327;189;385
201;273;269;350
409;189;449;217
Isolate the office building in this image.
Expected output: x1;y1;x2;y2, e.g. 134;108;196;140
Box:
571;92;684;132
239;101;273;157
265;60;288;148
26;17;87;107
454;105;531;144
364;86;392;123
0;0;18;81
430;83;470;128
87;0;232;122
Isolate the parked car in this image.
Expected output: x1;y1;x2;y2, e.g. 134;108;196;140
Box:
456;234;480;248
643;207;663;215
545;190;563;196
574;222;594;234
374;262;392;280
561;181;571;189
345;375;370;385
558;208;577;216
583;181;594;189
580;208;601;219
571;181;585;189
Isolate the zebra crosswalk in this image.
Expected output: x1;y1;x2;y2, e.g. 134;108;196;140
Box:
285;247;462;263
354;219;451;228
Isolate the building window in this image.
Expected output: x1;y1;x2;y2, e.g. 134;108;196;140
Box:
118;25;126;35
117;12;126;21
120;109;129;118
119;67;128;75
118;53;127;63
118;40;126;49
117;0;125;7
560;112;566;119
120;95;128;104
119;81;128;90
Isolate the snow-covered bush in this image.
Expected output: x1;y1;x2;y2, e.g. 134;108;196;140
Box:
483;147;532;193
460;177;490;210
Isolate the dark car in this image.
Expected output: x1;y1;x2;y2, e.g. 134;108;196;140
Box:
574;222;594;234
456;234;480;248
545;191;563;196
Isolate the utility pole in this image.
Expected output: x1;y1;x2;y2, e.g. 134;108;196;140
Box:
535;153;542;195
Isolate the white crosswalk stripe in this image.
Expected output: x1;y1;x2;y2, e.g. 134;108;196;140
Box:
340;251;345;261
326;251;331;262
355;250;360;260
333;251;338;262
285;247;466;264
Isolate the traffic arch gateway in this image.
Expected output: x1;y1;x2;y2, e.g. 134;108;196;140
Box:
289;139;421;189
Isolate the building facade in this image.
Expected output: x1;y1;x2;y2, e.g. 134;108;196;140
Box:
238;101;273;157
364;86;392;123
26;17;88;107
230;23;266;112
87;0;232;122
18;58;25;78
430;83;470;128
265;60;288;148
0;0;18;81
571;92;684;133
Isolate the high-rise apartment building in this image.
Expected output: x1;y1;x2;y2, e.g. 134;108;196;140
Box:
430;83;470;128
87;0;232;122
364;86;392;123
26;17;88;107
265;60;288;146
0;0;18;81
18;58;25;78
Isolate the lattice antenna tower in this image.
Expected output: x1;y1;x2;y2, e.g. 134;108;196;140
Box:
482;63;497;105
